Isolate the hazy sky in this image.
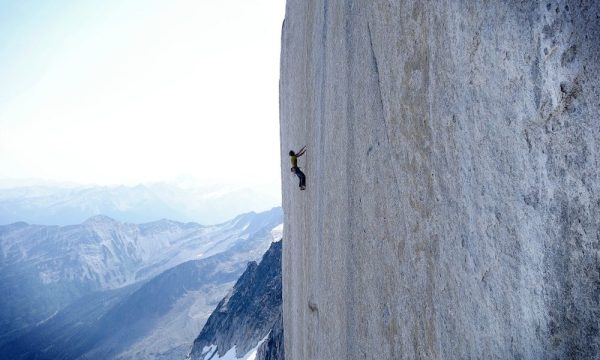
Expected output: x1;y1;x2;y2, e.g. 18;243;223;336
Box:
0;0;285;188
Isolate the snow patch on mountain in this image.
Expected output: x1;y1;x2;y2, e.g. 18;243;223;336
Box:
201;334;270;360
270;224;283;242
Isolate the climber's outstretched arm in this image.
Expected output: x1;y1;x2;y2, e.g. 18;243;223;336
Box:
296;145;307;157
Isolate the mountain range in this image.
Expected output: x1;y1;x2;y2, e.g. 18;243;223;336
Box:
0;207;283;359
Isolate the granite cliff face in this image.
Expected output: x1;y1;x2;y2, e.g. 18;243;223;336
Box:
279;1;599;359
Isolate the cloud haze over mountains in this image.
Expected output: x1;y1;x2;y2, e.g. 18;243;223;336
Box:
0;181;281;226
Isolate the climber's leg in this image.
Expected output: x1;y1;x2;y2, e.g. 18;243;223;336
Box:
294;168;306;190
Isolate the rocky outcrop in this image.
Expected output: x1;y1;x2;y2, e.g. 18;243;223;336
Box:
255;312;284;360
280;1;599;359
188;240;283;360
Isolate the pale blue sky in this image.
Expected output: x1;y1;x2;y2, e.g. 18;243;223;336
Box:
0;0;285;188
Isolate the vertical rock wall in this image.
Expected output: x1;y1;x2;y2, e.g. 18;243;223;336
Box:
279;1;599;359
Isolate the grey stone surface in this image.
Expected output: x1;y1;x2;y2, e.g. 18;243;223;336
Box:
279;1;599;359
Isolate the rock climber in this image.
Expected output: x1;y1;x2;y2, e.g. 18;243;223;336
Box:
289;146;306;190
